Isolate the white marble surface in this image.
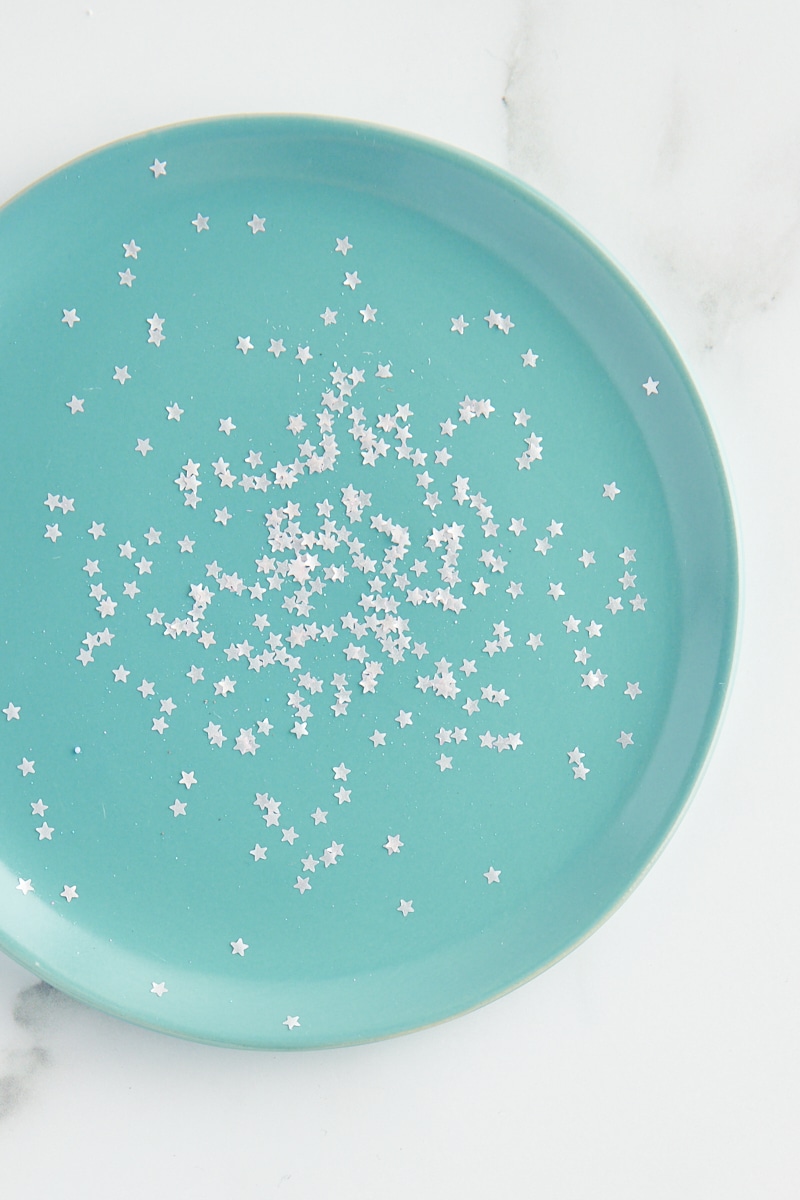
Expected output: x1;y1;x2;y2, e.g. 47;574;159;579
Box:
1;1;798;1195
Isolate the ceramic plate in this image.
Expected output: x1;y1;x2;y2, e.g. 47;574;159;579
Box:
0;116;737;1048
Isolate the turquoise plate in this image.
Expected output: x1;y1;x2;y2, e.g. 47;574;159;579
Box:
0;116;737;1048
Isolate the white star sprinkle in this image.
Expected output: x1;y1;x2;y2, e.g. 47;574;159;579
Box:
236;335;254;354
191;213;210;232
642;376;659;395
61;308;80;327
113;365;131;385
147;314;165;346
149;159;167;178
484;867;501;884
397;899;414;916
247;214;266;234
230;938;248;956
151;982;168;996
283;1015;301;1029
451;315;468;334
602;481;620;500
61;885;79;902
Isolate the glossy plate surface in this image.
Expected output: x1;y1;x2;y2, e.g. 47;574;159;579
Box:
0;116;737;1048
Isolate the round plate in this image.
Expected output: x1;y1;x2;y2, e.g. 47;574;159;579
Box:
0;116;737;1048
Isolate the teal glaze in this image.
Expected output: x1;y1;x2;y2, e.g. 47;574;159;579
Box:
0;116;737;1048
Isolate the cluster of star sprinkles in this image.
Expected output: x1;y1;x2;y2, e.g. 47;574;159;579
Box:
4;150;662;1035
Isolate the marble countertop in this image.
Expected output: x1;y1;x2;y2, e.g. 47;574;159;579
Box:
1;1;797;1196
